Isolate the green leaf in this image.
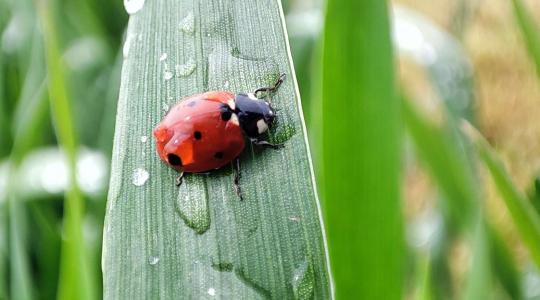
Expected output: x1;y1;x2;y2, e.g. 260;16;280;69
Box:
464;122;540;269
511;0;540;77
36;0;95;299
322;1;403;298
102;1;332;299
462;219;491;300
401;99;490;299
487;224;522;299
402;100;477;229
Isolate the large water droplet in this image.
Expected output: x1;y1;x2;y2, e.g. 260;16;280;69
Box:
159;53;168;61
124;0;145;14
164;70;174;81
207;288;216;296
234;268;271;299
270;123;297;144
292;259;315;300
176;178;210;234
148;256;160;265
140;136;148;143
132;168;149;186
180;11;195;35
175;59;197;77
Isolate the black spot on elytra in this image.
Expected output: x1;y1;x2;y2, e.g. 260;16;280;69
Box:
220;104;232;121
167;154;182;166
187;101;197;107
194;131;202;140
214;152;224;159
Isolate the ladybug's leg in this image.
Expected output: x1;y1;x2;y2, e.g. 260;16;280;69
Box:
253;73;286;99
251;139;284;150
233;159;243;201
175;171;185;186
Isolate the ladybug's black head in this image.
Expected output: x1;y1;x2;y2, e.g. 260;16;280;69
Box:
234;93;275;138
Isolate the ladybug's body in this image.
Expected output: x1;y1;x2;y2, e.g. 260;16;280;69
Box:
153;75;284;199
153;91;247;173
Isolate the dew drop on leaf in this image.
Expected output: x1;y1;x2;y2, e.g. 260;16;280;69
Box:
123;0;145;14
207;288;216;296
159;53;168;61
140;136;148;143
162;103;170;112
288;216;301;222
132;168;149;186
148;256;160;265
175;59;197;77
164;70;174;81
175;177;210;234
180;11;195;35
292;259;315;300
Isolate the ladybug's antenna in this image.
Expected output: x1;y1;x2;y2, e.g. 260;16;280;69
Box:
254;73;286;99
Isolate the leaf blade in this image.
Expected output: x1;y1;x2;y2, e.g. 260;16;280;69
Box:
103;1;332;298
322;1;403;298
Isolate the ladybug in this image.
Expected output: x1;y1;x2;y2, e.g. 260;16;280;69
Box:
153;74;285;199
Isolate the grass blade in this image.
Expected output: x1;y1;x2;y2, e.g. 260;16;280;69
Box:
402;100;477;228
402;99;492;299
511;0;540;76
487;224;522;299
464;122;540;268
36;0;95;299
322;1;403;298
103;1;332;298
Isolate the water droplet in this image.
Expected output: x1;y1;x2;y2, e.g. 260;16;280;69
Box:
234;268;271;298
270;123;297;144
288;216;301;222
162;103;170;112
124;0;145;14
140;136;148;143
176;177;210;234
292;259;314;300
175;59;197;77
207;288;216;296
159;53;168;61
180;11;195;35
224;80;230;89
148;256;160;265
212;261;234;272
164;70;174;81
206;33;211;37
132;168;149;186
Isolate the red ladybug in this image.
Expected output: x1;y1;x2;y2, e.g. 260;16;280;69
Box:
153;74;285;199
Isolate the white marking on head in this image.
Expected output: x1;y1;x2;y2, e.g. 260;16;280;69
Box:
227;99;235;110
230;113;239;126
256;119;269;134
247;93;258;100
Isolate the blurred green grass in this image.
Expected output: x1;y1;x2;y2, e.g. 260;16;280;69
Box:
2;0;540;298
322;1;403;298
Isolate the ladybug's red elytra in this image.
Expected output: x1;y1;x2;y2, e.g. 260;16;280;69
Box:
153;74;285;199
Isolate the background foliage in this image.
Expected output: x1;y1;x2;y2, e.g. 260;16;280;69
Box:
2;0;540;299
